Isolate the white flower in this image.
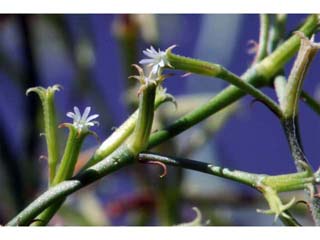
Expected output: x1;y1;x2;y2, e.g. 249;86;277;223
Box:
66;106;99;131
139;46;170;76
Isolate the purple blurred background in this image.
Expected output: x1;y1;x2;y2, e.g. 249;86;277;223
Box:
0;14;319;226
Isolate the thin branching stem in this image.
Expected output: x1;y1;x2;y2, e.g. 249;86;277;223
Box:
139;153;311;226
254;14;270;63
280;32;320;225
301;90;320;116
138;153;315;193
268;14;287;53
166;51;282;117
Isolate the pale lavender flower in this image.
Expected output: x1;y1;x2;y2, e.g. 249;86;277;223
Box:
139;46;170;76
66;106;99;131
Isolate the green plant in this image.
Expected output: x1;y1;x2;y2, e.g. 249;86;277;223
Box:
5;14;320;226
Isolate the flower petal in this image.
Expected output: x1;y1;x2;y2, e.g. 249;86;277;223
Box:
143;50;157;58
150;46;157;53
74;106;81;121
66;112;75;119
139;59;155;65
86;114;99;122
81;106;91;122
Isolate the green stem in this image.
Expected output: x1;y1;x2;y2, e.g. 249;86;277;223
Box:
53;126;87;185
32;125;87;226
127;83;156;154
30;74;158;226
167;52;282;117
279;32;320;225
148;15;318;149
254;14;270;63
84;87;173;168
279;211;301;226
261;170;313;192
26;85;60;185
301;90;320;116
139;153;260;187
268;14;287;53
282;117;320;226
282;33;320;117
138;153;307;226
274;75;287;106
31;200;64;226
256;15;317;80
282;118;308;170
6;145;135;226
138;153;314;193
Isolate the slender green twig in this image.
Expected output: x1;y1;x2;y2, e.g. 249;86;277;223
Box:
274;75;287;107
279;211;301;226
26;86;60;185
138;153;315;193
138;153;311;226
254;14;270;63
127;82;156;154
301;90;320;116
280;32;320;170
166;51;282;117
281;32;320;118
53;126;87;185
280;32;320;225
268;14;287;53
6;145;136;226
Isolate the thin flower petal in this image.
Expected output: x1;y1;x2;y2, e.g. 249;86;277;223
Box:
74;106;81;121
150;46;157;52
139;59;155;65
143;50;157;58
86;114;99;122
66;112;75;118
81;106;91;122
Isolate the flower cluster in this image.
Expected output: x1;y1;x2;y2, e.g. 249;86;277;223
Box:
66;106;99;132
